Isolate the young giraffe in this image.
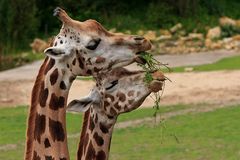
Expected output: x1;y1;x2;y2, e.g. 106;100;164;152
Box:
25;7;151;160
68;68;165;160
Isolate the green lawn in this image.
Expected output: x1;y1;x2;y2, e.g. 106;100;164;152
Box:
168;55;240;73
0;105;239;159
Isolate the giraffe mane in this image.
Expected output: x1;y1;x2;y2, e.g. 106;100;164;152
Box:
25;57;49;160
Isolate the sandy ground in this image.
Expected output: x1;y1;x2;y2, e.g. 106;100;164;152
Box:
0;49;240;107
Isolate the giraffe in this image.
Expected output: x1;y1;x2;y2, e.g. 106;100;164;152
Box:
25;7;152;160
67;67;165;160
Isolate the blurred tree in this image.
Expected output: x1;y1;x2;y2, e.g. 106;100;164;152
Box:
1;0;240;55
0;0;38;53
168;0;200;17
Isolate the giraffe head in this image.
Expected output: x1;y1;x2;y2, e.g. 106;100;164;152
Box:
67;68;165;120
44;7;151;76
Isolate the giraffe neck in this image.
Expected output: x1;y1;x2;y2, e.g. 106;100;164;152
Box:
78;108;116;160
25;57;75;160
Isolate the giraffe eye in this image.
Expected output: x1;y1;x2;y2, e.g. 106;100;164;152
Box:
106;80;118;90
86;38;101;50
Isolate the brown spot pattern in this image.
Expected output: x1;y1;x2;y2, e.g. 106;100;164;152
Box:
33;151;41;160
72;58;76;65
69;76;75;83
44;138;51;148
95;114;98;123
99;123;109;134
95;56;106;63
49;118;65;142
60;81;67;90
44;59;55;75
49;93;65;110
45;155;54;160
110;108;117;115
86;141;96;160
34;114;46;143
114;102;121;111
89;117;95;132
96;150;106;160
93;132;104;146
117;92;126;102
93;67;102;72
50;68;59;85
128;100;134;104
83;133;89;154
86;69;92;75
78;57;84;69
104;101;110;107
105;94;114;102
128;90;134;97
39;82;48;107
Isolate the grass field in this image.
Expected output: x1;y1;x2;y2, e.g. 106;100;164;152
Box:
0;104;239;159
169;55;240;73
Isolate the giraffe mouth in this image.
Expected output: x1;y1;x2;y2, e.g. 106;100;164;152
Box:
134;55;147;64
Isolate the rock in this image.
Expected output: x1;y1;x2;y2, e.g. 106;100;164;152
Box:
109;28;116;33
222;37;233;43
206;27;221;40
184;67;194;72
235;20;240;28
30;38;49;53
156;35;172;41
180;33;204;42
211;41;223;49
170;23;182;33
165;41;178;47
205;38;212;48
143;31;157;41
205;38;222;49
185;40;204;48
125;30;131;34
188;33;204;40
178;30;187;36
137;30;145;36
159;29;171;36
232;35;240;41
224;44;234;50
219;17;236;27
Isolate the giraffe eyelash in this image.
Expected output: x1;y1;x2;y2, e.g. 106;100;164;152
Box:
86;38;101;50
105;80;118;90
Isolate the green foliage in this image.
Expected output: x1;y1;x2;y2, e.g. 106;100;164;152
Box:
221;25;240;38
1;0;240;56
138;52;169;117
0;0;38;53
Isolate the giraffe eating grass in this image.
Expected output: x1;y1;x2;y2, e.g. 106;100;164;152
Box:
25;7;152;160
68;68;165;160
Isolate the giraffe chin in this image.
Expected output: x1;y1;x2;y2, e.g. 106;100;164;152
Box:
149;80;164;93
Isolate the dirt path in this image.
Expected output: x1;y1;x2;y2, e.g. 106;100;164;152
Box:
0;50;240;107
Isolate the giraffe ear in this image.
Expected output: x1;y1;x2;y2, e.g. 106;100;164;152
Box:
67;89;100;112
67;98;92;112
44;46;72;59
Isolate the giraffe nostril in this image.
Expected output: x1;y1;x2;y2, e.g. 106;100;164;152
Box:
134;36;144;41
